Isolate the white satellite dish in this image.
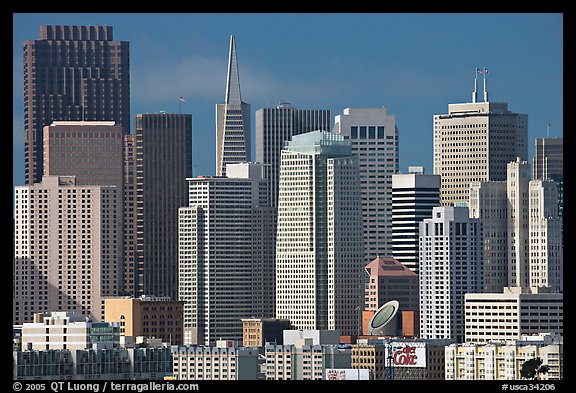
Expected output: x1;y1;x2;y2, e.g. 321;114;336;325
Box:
367;300;400;336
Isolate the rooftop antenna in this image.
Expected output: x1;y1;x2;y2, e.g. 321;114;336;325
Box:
547;123;550;138
473;68;481;103
483;67;489;102
179;96;186;114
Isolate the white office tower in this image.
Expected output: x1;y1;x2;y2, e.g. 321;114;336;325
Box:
529;180;563;292
13;176;120;324
216;35;251;177
333;107;399;262
469;181;508;293
275;131;364;335
178;163;275;345
419;206;483;342
392;167;440;273
433;71;528;206
255;103;331;208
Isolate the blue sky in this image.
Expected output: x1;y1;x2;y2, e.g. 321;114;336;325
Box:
12;13;563;187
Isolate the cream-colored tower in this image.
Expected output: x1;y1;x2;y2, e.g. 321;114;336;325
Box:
275;131;364;335
333;107;398;263
433;70;528;206
13;176;120;324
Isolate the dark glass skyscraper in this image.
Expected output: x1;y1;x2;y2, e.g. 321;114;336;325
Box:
134;113;192;300
23;25;130;184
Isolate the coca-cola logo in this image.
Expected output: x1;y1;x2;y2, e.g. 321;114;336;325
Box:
392;346;418;366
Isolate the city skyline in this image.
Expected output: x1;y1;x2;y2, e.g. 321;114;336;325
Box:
12;13;563;189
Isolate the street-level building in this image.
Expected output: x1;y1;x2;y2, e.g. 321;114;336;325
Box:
171;340;259;380
445;334;563;380
465;287;563;343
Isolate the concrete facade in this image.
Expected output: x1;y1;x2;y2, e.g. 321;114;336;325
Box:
275;131;364;335
333;107;399;262
14;176;120;324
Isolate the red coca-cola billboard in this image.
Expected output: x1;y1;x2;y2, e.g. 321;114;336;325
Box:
386;343;427;368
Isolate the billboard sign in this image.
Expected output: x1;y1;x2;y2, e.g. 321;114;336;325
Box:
386;343;427;368
325;368;370;380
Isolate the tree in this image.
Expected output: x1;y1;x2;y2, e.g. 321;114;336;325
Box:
520;357;550;380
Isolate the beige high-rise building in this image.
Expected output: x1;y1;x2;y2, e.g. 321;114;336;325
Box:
433;73;528;206
507;159;530;288
275;131;364;336
528;180;563;291
333;107;399;262
13;176;120;324
470;159;562;293
469;180;508;292
43;120;125;292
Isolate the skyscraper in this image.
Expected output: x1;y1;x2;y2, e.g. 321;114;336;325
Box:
333;107;399;263
419;206;483;342
469;180;508;293
533;137;563;182
23;25;130;185
43;120;126;292
392;166;440;273
123;134;137;296
255;103;331;208
134;113;192;300
507;159;530;289
216;35;250;177
14;176;120;324
43;121;124;189
469;159;563;293
533;137;563;218
433;72;527;206
275;131;364;336
528;179;563;292
178;163;275;345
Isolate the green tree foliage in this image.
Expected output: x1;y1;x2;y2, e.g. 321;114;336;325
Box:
520;357;550;380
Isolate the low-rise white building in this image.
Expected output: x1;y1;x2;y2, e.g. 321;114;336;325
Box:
445;333;563;380
265;339;352;380
22;311;119;351
171;340;259;380
465;287;563;343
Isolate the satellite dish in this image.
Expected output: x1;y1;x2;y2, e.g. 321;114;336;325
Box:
367;300;400;336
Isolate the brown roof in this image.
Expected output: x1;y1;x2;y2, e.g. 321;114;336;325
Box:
365;256;417;277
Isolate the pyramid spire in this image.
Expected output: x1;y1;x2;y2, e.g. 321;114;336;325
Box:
224;35;242;104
